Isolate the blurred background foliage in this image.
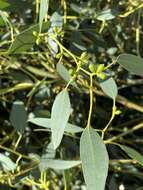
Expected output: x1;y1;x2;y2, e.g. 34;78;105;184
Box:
0;0;143;189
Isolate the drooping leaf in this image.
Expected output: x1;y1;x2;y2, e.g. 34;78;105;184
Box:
80;127;109;190
28;118;83;133
56;62;78;88
119;145;143;167
9;22;50;54
39;0;49;32
51;90;71;149
100;77;118;99
0;153;16;171
117;53;143;76
10;100;27;134
40;159;81;171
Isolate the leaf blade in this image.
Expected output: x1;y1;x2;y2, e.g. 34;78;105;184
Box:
51;90;71;149
28;117;83;133
117;53;143;76
119;145;143;166
80;127;109;190
100;77;118;99
39;0;49;32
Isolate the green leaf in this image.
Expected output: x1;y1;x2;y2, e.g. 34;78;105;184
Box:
119;145;143;167
117;53;143;76
40;159;81;171
28;118;83;133
80;127;109;190
39;0;49;32
100;77;118;99
56;62;78;88
51;90;71;149
10;100;27;134
97;9;119;21
0;153;16;171
0;0;10;9
8;22;50;54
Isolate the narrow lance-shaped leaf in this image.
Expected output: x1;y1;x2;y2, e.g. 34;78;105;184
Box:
100;77;118;99
39;0;49;32
117;53;143;76
10;100;27;134
40;159;81;171
51;90;71;149
118;145;143;166
28;117;83;133
80;127;109;190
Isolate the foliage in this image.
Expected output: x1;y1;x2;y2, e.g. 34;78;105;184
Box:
0;0;143;189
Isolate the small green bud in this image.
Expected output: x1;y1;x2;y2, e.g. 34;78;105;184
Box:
72;74;77;81
96;64;105;73
80;52;88;59
36;37;40;45
115;110;122;115
56;53;62;59
69;69;75;75
89;64;96;73
97;72;107;80
33;31;38;37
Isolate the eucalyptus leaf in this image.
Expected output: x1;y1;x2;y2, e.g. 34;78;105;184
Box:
56;62;78;88
119;145;143;166
0;153;16;171
10;100;27;134
39;0;49;32
9;22;50;54
51;90;71;149
97;9;118;21
117;53;143;76
40;159;81;171
80;127;109;190
28;118;83;133
100;77;118;99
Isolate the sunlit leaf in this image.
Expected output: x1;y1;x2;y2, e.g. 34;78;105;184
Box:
119;145;143;166
51;90;71;149
0;153;16;171
100;77;118;99
40;159;81;171
28;117;83;133
117;53;143;76
97;9;119;21
80;127;109;190
39;0;49;32
10;100;27;134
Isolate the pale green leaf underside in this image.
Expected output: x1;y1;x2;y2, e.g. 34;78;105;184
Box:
80;127;109;190
0;153;16;171
28;118;83;133
117;53;143;76
119;145;143;166
40;159;81;171
100;77;118;99
56;62;78;88
51;90;71;149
